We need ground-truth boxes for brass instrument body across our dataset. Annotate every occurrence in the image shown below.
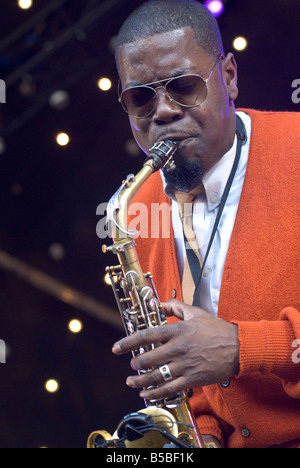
[88,141,204,448]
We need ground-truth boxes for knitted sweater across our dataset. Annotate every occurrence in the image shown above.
[127,109,300,448]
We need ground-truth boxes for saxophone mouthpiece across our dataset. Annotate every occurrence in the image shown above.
[145,140,179,172]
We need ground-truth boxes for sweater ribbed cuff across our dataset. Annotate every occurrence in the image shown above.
[196,414,224,447]
[231,319,296,377]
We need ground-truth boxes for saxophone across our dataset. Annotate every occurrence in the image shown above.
[87,140,204,449]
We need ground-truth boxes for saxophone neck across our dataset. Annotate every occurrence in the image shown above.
[107,140,179,244]
[106,165,153,245]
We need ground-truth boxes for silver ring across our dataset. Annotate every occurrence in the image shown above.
[159,364,173,382]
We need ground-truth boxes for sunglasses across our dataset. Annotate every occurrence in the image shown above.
[118,55,224,119]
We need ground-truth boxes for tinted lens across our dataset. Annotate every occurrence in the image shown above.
[121,86,156,118]
[120,75,207,118]
[166,75,207,107]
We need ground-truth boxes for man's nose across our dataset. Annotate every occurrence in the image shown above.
[152,87,183,124]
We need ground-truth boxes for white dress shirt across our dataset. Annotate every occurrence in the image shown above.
[161,111,252,316]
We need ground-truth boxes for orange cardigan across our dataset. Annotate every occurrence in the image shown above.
[127,109,300,448]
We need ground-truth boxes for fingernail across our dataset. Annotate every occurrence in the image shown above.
[126,377,135,387]
[130,359,137,371]
[112,343,121,354]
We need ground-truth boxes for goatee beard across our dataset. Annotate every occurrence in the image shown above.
[162,147,205,193]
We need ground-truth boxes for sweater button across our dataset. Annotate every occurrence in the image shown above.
[220,379,230,388]
[241,427,251,438]
[172,289,177,299]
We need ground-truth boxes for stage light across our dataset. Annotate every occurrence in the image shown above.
[124,139,142,158]
[56,132,70,146]
[18,0,33,9]
[0,137,6,155]
[48,243,65,261]
[233,37,248,51]
[61,289,74,304]
[204,0,224,17]
[98,78,112,91]
[45,379,59,393]
[11,183,23,195]
[109,36,117,54]
[68,319,83,334]
[19,75,36,97]
[49,90,70,111]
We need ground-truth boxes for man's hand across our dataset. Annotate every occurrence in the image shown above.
[112,300,240,400]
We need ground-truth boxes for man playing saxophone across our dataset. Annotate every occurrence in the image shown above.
[110,0,300,448]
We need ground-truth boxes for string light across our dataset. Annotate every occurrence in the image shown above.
[19,75,36,97]
[48,243,65,261]
[68,319,83,334]
[124,139,142,158]
[0,137,6,155]
[49,90,70,111]
[233,36,248,51]
[18,0,33,9]
[11,183,23,195]
[61,289,74,304]
[45,379,59,393]
[204,0,224,17]
[56,132,70,146]
[97,78,112,91]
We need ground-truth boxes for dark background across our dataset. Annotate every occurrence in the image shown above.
[0,0,299,448]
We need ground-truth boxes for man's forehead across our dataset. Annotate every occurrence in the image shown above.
[117,27,208,86]
[119,27,190,55]
[118,27,196,59]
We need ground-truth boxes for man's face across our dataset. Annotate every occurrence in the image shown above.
[118,27,238,186]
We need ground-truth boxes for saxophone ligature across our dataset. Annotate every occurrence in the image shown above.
[88,140,204,449]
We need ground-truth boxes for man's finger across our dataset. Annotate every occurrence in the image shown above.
[161,299,186,319]
[112,323,175,355]
[139,375,187,401]
[161,299,203,321]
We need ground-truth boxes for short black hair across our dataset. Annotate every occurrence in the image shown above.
[115,0,224,70]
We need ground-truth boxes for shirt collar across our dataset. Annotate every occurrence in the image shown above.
[202,135,237,212]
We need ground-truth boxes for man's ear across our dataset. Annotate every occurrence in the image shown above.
[222,52,239,102]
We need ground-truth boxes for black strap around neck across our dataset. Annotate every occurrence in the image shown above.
[185,114,247,307]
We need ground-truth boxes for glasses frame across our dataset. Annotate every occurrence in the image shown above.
[118,54,224,119]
